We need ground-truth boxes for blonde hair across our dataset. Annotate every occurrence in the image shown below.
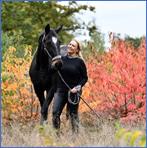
[72,39,84,60]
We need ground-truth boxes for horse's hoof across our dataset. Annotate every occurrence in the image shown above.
[40,116,44,125]
[44,120,48,124]
[40,120,43,126]
[40,116,48,125]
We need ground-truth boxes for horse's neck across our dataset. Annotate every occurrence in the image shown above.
[36,45,51,68]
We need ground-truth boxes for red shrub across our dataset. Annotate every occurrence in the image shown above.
[81,38,146,124]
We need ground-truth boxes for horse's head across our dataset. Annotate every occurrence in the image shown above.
[41,24,63,69]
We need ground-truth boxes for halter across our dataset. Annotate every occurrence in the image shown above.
[42,34,61,62]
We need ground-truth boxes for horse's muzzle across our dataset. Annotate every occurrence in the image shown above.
[51,55,63,70]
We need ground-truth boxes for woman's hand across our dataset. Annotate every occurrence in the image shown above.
[70,87,78,93]
[70,85,81,93]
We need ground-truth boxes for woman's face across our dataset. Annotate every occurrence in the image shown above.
[67,40,79,55]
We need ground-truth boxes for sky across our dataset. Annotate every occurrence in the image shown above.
[58,1,146,47]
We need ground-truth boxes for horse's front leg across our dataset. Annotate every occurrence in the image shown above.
[33,85,45,107]
[41,87,55,124]
[33,85,46,125]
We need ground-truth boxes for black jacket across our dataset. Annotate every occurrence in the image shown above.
[57,55,88,91]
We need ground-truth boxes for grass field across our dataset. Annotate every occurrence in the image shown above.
[2,112,145,147]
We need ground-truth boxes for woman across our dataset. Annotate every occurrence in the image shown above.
[52,39,88,133]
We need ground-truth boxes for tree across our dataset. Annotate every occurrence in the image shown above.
[82,20,105,59]
[125,35,143,49]
[2,1,95,53]
[89,29,105,54]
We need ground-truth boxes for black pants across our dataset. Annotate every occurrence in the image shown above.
[52,90,80,133]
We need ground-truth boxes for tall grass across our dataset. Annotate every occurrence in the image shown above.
[2,113,145,147]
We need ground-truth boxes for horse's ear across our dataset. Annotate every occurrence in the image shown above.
[55,25,63,33]
[45,24,50,34]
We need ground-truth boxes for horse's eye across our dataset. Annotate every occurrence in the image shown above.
[44,38,51,43]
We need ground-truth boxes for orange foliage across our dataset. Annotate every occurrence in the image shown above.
[2,46,39,125]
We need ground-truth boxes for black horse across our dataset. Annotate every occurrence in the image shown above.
[29,24,63,124]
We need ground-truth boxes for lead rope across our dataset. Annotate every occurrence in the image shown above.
[57,71,100,118]
[57,71,79,105]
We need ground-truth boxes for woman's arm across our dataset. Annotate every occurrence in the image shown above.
[70,59,88,93]
[78,59,88,87]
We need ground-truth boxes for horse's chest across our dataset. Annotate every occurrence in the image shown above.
[39,70,51,82]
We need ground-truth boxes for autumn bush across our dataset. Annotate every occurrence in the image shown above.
[2,46,39,125]
[81,38,146,125]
